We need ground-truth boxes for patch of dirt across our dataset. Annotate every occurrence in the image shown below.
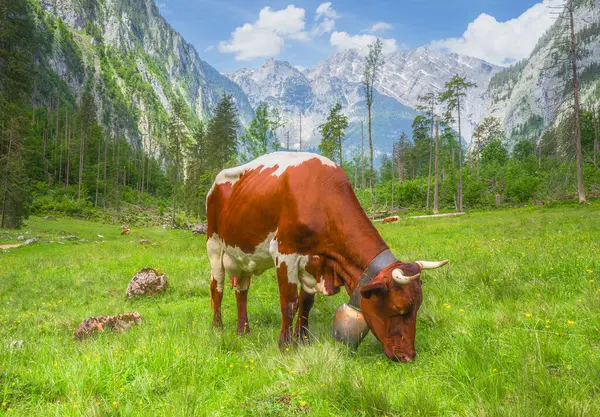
[0,243,22,250]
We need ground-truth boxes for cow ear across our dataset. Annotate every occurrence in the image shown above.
[360,282,388,299]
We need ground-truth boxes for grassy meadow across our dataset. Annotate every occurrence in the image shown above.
[1,203,600,416]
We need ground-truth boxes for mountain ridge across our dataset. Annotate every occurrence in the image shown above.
[228,47,501,156]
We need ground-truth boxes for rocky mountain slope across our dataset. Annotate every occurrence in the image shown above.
[229,47,500,155]
[483,0,600,141]
[31,0,254,153]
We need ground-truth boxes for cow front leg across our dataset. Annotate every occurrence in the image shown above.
[210,277,223,329]
[207,235,225,329]
[234,273,252,335]
[276,264,298,349]
[294,288,315,343]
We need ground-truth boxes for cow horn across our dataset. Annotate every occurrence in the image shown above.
[416,260,449,270]
[392,268,421,285]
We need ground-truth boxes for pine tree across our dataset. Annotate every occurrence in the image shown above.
[440,74,476,212]
[205,94,240,171]
[362,39,384,196]
[318,103,348,165]
[241,103,276,161]
[0,0,35,228]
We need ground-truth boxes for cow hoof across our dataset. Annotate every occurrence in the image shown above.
[212,320,223,329]
[294,331,310,344]
[237,324,250,336]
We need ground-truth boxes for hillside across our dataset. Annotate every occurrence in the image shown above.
[30,0,254,153]
[483,0,600,142]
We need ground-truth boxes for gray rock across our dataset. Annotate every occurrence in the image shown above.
[17,236,25,241]
[192,223,207,235]
[5,340,24,349]
[23,238,37,245]
[126,268,169,298]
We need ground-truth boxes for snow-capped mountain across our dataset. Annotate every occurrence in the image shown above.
[228,47,501,156]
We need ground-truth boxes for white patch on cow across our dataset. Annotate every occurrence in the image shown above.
[207,233,225,292]
[222,231,277,278]
[209,228,332,296]
[207,152,337,202]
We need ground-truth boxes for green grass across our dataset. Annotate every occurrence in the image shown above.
[1,204,600,416]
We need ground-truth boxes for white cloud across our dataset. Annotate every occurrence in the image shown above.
[315,2,338,20]
[204,45,215,52]
[311,2,338,36]
[430,0,562,66]
[367,22,392,33]
[219,5,308,60]
[330,32,398,55]
[312,17,336,36]
[294,65,306,72]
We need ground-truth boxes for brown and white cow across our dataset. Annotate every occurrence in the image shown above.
[206,152,447,362]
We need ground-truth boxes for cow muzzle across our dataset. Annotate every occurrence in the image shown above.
[331,304,370,349]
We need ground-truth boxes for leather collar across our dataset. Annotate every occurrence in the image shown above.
[348,249,398,310]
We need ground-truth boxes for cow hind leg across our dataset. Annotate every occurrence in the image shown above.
[276,263,298,350]
[234,273,252,335]
[210,279,223,328]
[207,235,225,329]
[294,288,315,344]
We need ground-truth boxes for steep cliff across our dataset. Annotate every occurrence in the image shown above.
[483,0,600,142]
[30,0,254,153]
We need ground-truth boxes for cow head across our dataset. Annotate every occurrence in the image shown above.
[359,260,448,362]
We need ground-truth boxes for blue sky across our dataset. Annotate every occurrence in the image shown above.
[156,0,560,73]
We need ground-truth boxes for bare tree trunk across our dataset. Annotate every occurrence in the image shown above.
[426,101,434,212]
[58,120,63,185]
[54,91,60,182]
[426,138,433,212]
[476,124,481,180]
[568,0,586,203]
[141,136,145,193]
[1,126,13,229]
[339,132,343,167]
[65,110,70,186]
[457,95,463,212]
[354,155,358,189]
[391,141,395,211]
[95,135,101,207]
[78,126,84,200]
[299,112,302,151]
[434,118,440,214]
[538,132,543,169]
[368,104,374,196]
[397,136,404,184]
[361,121,365,188]
[593,105,599,166]
[147,136,152,192]
[42,127,48,182]
[103,133,108,210]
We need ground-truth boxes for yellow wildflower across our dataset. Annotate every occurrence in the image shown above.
[299,401,307,407]
[525,313,532,318]
[568,320,575,325]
